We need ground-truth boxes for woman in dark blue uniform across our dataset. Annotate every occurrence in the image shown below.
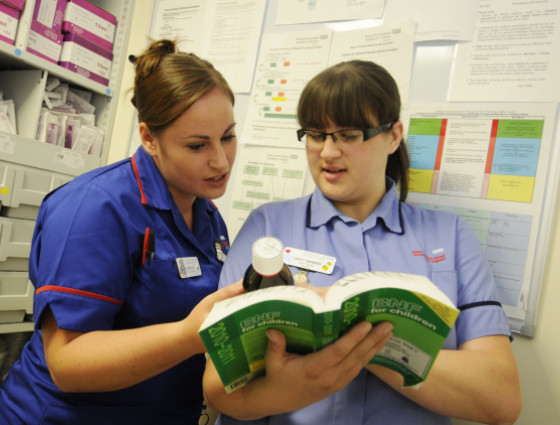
[0,39,243,424]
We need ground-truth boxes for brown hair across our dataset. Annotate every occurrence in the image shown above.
[297,60,409,201]
[130,39,234,135]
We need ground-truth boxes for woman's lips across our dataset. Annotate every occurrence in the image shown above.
[206,173,228,186]
[322,166,346,181]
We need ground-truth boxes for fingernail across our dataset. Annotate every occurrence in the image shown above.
[266,330,277,346]
[358,322,373,335]
[379,322,394,334]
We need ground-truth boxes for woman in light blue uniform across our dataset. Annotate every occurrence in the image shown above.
[204,60,522,424]
[0,39,243,424]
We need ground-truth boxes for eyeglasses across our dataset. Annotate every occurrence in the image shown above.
[296,122,394,147]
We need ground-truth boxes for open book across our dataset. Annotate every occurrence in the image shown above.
[200,271,459,393]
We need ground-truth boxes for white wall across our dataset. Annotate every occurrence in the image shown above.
[110,1,560,423]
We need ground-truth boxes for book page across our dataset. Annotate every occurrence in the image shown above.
[200,285,326,329]
[326,271,456,307]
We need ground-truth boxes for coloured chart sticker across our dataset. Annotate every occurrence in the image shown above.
[407,117,543,203]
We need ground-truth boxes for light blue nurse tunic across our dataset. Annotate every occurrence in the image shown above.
[0,146,230,424]
[216,179,512,425]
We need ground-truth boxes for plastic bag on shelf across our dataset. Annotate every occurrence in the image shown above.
[0,100,17,135]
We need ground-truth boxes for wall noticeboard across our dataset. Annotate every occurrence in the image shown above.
[145,0,560,337]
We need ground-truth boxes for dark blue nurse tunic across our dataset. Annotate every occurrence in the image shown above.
[0,146,229,424]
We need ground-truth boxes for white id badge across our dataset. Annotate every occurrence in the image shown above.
[283,247,336,275]
[176,257,202,278]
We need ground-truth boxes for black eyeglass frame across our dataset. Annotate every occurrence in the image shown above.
[296,122,394,144]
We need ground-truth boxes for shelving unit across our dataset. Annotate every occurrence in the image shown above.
[0,0,134,173]
[0,0,135,334]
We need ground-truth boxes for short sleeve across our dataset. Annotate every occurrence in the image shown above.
[31,182,139,332]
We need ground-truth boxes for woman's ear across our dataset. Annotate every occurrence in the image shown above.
[387,121,404,154]
[139,122,158,157]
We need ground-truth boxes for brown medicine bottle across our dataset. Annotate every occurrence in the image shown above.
[242,236,294,291]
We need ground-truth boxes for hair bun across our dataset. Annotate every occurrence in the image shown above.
[151,39,177,56]
[131,39,179,89]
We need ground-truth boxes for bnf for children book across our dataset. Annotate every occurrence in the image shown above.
[199,271,459,393]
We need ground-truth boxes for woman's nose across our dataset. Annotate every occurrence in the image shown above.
[320,135,343,158]
[209,144,231,170]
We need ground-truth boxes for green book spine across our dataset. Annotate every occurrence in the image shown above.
[200,315,250,393]
[203,300,319,393]
[313,309,340,348]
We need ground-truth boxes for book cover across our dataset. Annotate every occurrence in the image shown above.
[199,271,459,393]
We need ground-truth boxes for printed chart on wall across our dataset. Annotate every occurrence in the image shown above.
[404,102,558,336]
[448,0,560,102]
[150,0,266,93]
[241,20,415,149]
[241,30,333,148]
[226,145,314,239]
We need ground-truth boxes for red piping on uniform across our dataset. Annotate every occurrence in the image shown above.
[131,154,148,205]
[36,285,124,305]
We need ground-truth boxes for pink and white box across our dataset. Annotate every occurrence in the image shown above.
[0,2,19,45]
[0,0,25,11]
[32,0,66,32]
[26,19,63,63]
[25,0,66,62]
[62,0,116,52]
[59,32,113,86]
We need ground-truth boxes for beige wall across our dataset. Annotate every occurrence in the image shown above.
[110,2,560,423]
[107,0,154,164]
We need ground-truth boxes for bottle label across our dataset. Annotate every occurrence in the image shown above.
[284,247,336,275]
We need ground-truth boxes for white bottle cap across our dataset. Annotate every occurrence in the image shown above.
[252,236,284,276]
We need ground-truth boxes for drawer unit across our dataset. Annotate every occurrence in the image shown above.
[0,271,33,324]
[0,216,35,271]
[0,161,71,219]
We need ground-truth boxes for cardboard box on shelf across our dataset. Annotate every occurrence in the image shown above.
[0,2,19,45]
[62,0,116,52]
[59,32,113,86]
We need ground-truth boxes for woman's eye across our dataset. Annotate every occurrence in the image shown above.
[338,131,361,143]
[222,134,236,143]
[308,132,324,142]
[188,143,207,152]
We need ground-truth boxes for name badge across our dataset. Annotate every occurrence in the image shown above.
[176,257,202,278]
[284,247,336,275]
